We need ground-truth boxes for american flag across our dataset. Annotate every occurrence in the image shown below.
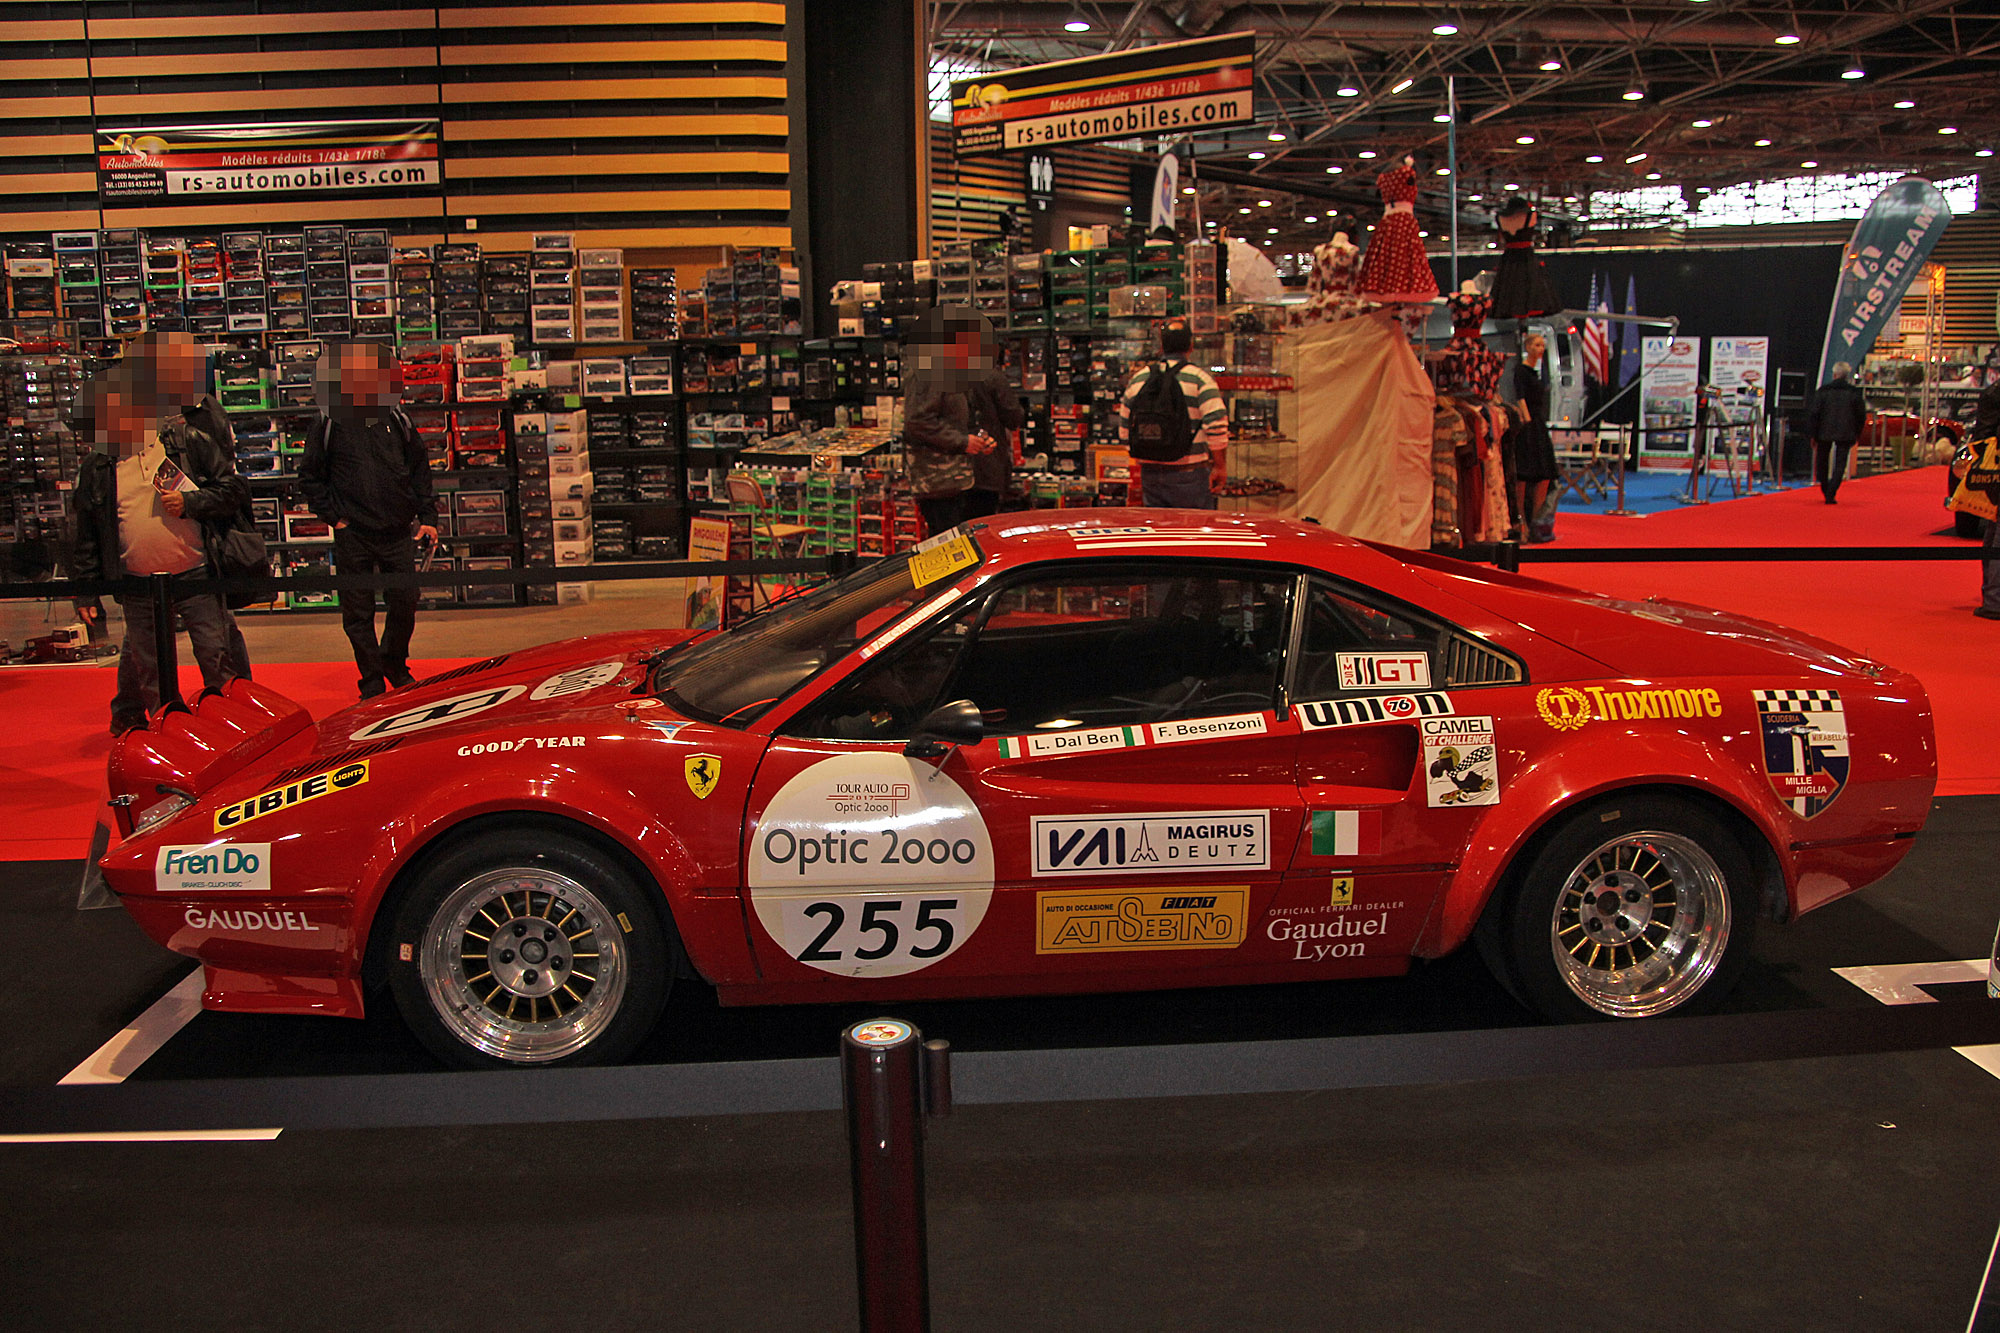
[1579,271,1611,385]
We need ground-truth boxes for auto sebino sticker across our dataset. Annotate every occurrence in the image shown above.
[1036,887,1249,953]
[747,753,995,978]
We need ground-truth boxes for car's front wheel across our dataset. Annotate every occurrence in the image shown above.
[1487,796,1756,1021]
[388,830,671,1067]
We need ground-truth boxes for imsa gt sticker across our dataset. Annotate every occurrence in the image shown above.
[1336,651,1431,690]
[1754,689,1849,817]
[1036,887,1249,953]
[1421,716,1498,807]
[1031,811,1269,876]
[214,762,368,832]
[1298,692,1453,730]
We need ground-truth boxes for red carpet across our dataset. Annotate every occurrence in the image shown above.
[1545,465,1994,796]
[0,658,472,863]
[2,468,1988,864]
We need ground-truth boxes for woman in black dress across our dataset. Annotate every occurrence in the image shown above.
[1512,334,1559,542]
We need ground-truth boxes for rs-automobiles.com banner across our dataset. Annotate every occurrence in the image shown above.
[951,33,1255,159]
[1816,175,1951,383]
[96,120,440,203]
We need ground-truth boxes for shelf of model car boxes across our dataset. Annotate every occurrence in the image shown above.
[0,348,86,579]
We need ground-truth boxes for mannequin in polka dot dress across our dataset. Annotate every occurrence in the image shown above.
[1357,156,1439,304]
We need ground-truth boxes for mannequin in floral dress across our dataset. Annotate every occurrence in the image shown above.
[1356,156,1439,304]
[1439,282,1502,396]
[1296,217,1377,327]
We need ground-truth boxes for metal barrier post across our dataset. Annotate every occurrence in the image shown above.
[843,1018,933,1332]
[149,572,186,714]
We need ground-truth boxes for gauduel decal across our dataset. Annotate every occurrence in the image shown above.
[1421,716,1498,807]
[1309,810,1382,857]
[1754,689,1849,817]
[1298,692,1453,731]
[1031,811,1270,876]
[1535,684,1722,730]
[1265,911,1389,961]
[748,753,996,978]
[349,685,527,741]
[181,906,320,934]
[157,842,272,893]
[214,762,369,833]
[530,661,623,701]
[1035,888,1249,954]
[1336,651,1432,691]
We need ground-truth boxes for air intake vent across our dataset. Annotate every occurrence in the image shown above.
[1441,634,1523,687]
[418,654,511,686]
[265,738,401,787]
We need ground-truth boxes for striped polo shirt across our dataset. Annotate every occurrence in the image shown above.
[1116,360,1230,467]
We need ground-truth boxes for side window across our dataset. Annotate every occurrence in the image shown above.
[783,601,981,741]
[953,564,1292,735]
[1293,577,1519,700]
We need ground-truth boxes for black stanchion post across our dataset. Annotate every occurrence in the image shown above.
[842,1018,930,1332]
[149,572,186,714]
[1496,540,1521,574]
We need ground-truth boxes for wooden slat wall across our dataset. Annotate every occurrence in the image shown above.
[0,0,792,252]
[926,121,1137,250]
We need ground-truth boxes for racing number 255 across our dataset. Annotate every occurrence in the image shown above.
[800,898,957,962]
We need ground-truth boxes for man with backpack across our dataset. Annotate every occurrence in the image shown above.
[299,341,438,698]
[1116,318,1229,508]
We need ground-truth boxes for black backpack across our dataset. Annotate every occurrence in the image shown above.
[1127,361,1194,462]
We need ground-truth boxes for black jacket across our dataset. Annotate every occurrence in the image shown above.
[1807,378,1869,443]
[71,417,251,610]
[299,408,438,533]
[902,370,1025,497]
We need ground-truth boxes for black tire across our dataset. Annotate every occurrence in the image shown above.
[1485,795,1757,1022]
[388,829,672,1068]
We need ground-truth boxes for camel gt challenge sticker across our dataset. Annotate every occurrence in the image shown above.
[747,752,995,979]
[1754,689,1849,817]
[1420,716,1498,807]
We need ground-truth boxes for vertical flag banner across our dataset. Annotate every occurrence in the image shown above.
[1579,271,1610,385]
[1816,175,1952,383]
[1617,274,1642,388]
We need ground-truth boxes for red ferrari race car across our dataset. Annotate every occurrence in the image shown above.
[96,512,1937,1067]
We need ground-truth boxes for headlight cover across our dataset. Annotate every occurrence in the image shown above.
[132,790,195,836]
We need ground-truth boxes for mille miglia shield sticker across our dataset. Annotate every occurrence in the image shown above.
[1753,689,1849,818]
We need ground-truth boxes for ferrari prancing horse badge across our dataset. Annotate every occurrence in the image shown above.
[685,754,721,799]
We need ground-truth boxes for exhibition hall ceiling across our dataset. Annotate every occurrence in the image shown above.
[930,1,2000,214]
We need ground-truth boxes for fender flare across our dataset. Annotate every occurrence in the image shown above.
[1419,731,1792,958]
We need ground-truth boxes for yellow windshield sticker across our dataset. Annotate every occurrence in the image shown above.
[909,531,980,588]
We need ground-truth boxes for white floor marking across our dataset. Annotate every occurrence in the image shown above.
[1832,960,2000,1080]
[5,969,286,1144]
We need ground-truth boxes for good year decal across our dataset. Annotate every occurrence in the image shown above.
[747,753,995,978]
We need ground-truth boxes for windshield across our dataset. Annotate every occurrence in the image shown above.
[656,550,951,726]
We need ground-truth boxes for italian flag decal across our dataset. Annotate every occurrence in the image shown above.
[995,726,1145,760]
[1310,809,1382,857]
[996,736,1027,759]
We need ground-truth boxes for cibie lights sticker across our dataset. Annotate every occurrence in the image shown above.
[350,685,527,741]
[530,661,623,701]
[748,753,995,978]
[214,762,368,833]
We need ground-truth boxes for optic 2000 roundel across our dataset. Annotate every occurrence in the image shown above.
[747,753,996,979]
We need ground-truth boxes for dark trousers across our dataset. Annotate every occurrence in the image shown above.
[1813,439,1852,501]
[112,571,238,730]
[1140,462,1218,510]
[917,493,975,538]
[333,525,417,688]
[1984,516,2000,612]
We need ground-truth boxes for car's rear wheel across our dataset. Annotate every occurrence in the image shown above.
[1490,796,1756,1021]
[388,830,670,1067]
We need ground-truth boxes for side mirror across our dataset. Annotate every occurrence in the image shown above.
[904,698,984,760]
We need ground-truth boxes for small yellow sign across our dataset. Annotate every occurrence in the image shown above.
[684,753,721,799]
[1036,887,1248,954]
[909,531,979,588]
[1329,876,1354,907]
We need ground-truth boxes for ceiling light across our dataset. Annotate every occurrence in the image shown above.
[1539,56,1563,71]
[1304,215,1319,223]
[1064,14,1091,32]
[1622,85,1646,101]
[1841,61,1865,79]
[1563,195,1578,203]
[1585,154,1604,163]
[1359,150,1378,159]
[1894,99,1916,109]
[1755,137,1773,147]
[1774,32,1801,45]
[1337,84,1361,97]
[1181,185,1195,194]
[1257,198,1272,207]
[1941,125,1960,134]
[1436,166,1452,176]
[1418,229,1429,237]
[1469,193,1484,201]
[1691,118,1713,128]
[1247,150,1267,159]
[1504,181,1519,190]
[1267,127,1288,142]
[1979,149,1996,158]
[1262,239,1272,245]
[1432,22,1459,36]
[1801,159,1818,167]
[1625,152,1648,163]
[1516,134,1536,145]
[1390,78,1414,95]
[1238,206,1252,214]
[1326,165,1343,174]
[1645,171,1662,180]
[1267,227,1279,234]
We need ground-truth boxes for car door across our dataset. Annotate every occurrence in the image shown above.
[1258,575,1523,974]
[750,558,1304,991]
